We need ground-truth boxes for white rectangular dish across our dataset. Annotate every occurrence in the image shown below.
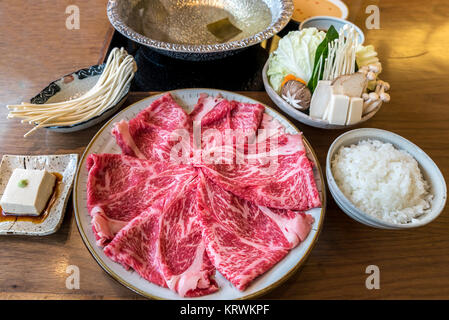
[0,154,78,235]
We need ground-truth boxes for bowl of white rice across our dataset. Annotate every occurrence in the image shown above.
[326,128,446,229]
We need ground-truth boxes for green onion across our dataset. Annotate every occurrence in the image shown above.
[18,179,28,188]
[308,25,339,93]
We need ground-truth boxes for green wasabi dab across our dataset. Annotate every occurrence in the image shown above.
[18,179,28,188]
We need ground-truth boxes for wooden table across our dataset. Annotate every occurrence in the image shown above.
[0,0,448,299]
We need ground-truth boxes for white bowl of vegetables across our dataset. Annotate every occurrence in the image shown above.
[263,25,390,129]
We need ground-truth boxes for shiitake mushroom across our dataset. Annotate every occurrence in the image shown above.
[280,80,311,110]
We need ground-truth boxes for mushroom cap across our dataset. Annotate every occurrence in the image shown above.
[367,71,376,81]
[380,92,390,102]
[376,80,391,90]
[281,80,311,110]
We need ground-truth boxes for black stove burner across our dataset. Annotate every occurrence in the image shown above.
[131,45,268,92]
[108,21,299,92]
[108,30,270,92]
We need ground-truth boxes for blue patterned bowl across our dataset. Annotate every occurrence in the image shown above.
[31,64,130,133]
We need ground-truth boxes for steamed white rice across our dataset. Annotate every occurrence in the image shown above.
[332,139,432,224]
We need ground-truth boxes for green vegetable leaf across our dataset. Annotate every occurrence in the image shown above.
[267,29,326,92]
[308,25,339,93]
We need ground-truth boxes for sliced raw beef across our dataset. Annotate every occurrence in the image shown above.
[103,204,167,287]
[200,133,321,211]
[190,94,266,164]
[229,100,265,136]
[190,94,234,127]
[86,153,196,246]
[158,176,218,297]
[190,94,233,162]
[197,172,314,290]
[104,175,218,297]
[190,95,264,135]
[258,113,285,141]
[112,93,191,161]
[226,100,265,148]
[190,94,264,129]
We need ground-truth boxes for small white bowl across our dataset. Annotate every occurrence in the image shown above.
[326,128,447,229]
[299,16,365,45]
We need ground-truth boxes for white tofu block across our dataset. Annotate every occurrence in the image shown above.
[310,80,332,119]
[0,169,56,215]
[327,94,350,125]
[346,97,364,125]
[323,105,330,121]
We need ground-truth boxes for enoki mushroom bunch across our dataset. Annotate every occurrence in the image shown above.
[7,48,137,137]
[322,25,358,81]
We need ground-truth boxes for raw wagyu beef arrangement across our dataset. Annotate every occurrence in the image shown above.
[86,92,321,297]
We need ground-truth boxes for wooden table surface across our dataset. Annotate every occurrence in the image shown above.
[0,0,448,299]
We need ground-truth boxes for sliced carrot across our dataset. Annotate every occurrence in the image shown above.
[281,74,297,87]
[281,74,307,88]
[296,77,307,85]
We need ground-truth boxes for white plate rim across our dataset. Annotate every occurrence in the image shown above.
[73,88,326,300]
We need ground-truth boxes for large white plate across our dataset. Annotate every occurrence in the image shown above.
[73,88,326,300]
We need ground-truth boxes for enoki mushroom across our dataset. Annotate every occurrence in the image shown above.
[7,47,137,137]
[322,25,358,81]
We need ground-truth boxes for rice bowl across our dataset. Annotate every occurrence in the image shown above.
[326,128,447,229]
[331,139,432,224]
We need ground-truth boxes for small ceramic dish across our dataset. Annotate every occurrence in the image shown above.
[30,64,130,133]
[299,16,364,44]
[290,0,348,24]
[0,154,78,235]
[326,128,447,229]
[262,61,382,129]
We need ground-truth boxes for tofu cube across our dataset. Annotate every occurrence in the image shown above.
[327,94,350,125]
[346,97,364,125]
[310,80,332,119]
[0,169,56,215]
